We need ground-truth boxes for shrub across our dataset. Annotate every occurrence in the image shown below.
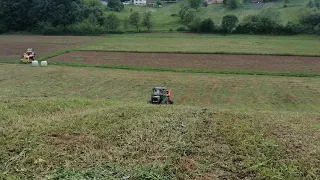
[283,22,305,34]
[314,24,320,34]
[176,26,188,31]
[222,14,239,33]
[107,0,124,12]
[40,25,65,35]
[235,14,278,34]
[226,0,239,9]
[66,20,106,35]
[188,17,202,32]
[189,0,205,10]
[179,6,189,22]
[182,10,196,26]
[306,0,314,8]
[105,13,120,32]
[199,18,214,33]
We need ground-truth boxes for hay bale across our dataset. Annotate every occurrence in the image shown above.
[31,60,39,67]
[41,61,48,67]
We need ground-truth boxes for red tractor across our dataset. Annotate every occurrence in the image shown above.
[21,48,36,63]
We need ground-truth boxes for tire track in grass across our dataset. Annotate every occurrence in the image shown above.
[281,79,320,112]
[182,78,201,105]
[196,79,207,105]
[71,79,109,99]
[210,79,230,107]
[238,77,270,111]
[224,79,246,108]
[261,78,312,111]
[201,79,219,106]
[274,80,306,111]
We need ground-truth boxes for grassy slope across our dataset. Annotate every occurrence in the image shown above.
[105,0,307,31]
[79,33,320,56]
[1,64,320,179]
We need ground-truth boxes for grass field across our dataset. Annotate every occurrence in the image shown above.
[0,32,320,179]
[0,64,319,179]
[79,33,320,56]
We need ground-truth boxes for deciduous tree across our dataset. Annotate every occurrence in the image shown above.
[129,12,141,31]
[142,11,153,31]
[222,14,239,33]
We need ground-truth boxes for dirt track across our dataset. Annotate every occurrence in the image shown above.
[49,51,320,73]
[0,36,104,61]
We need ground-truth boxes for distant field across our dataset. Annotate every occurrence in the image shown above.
[0,35,104,62]
[106,0,307,31]
[80,34,320,56]
[0,64,319,179]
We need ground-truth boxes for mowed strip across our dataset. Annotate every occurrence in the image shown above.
[50,51,320,74]
[0,35,105,62]
[1,64,319,112]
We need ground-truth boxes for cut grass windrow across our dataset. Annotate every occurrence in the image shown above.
[47,62,320,78]
[75,49,320,57]
[36,49,320,65]
[2,61,318,78]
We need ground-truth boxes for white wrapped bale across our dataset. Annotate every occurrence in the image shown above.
[41,61,48,67]
[31,60,39,67]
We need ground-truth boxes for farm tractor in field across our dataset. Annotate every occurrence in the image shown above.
[149,87,174,104]
[21,48,36,63]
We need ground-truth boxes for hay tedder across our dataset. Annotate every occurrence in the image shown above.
[149,87,174,104]
[21,48,36,63]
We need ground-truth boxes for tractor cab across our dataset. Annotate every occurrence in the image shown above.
[149,87,173,104]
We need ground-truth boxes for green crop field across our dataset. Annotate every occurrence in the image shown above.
[1,64,319,179]
[79,33,320,56]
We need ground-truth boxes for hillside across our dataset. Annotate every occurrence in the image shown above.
[105,0,309,31]
[1,64,319,179]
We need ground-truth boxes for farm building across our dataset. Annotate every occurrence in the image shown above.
[207,0,223,4]
[132,0,160,6]
[146,0,158,6]
[133,0,147,5]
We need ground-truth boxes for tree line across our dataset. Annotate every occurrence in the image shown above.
[0,0,319,35]
[0,0,128,35]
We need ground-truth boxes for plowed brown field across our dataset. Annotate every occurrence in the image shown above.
[50,51,320,73]
[0,35,104,62]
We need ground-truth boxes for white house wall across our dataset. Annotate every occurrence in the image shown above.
[133,0,147,5]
